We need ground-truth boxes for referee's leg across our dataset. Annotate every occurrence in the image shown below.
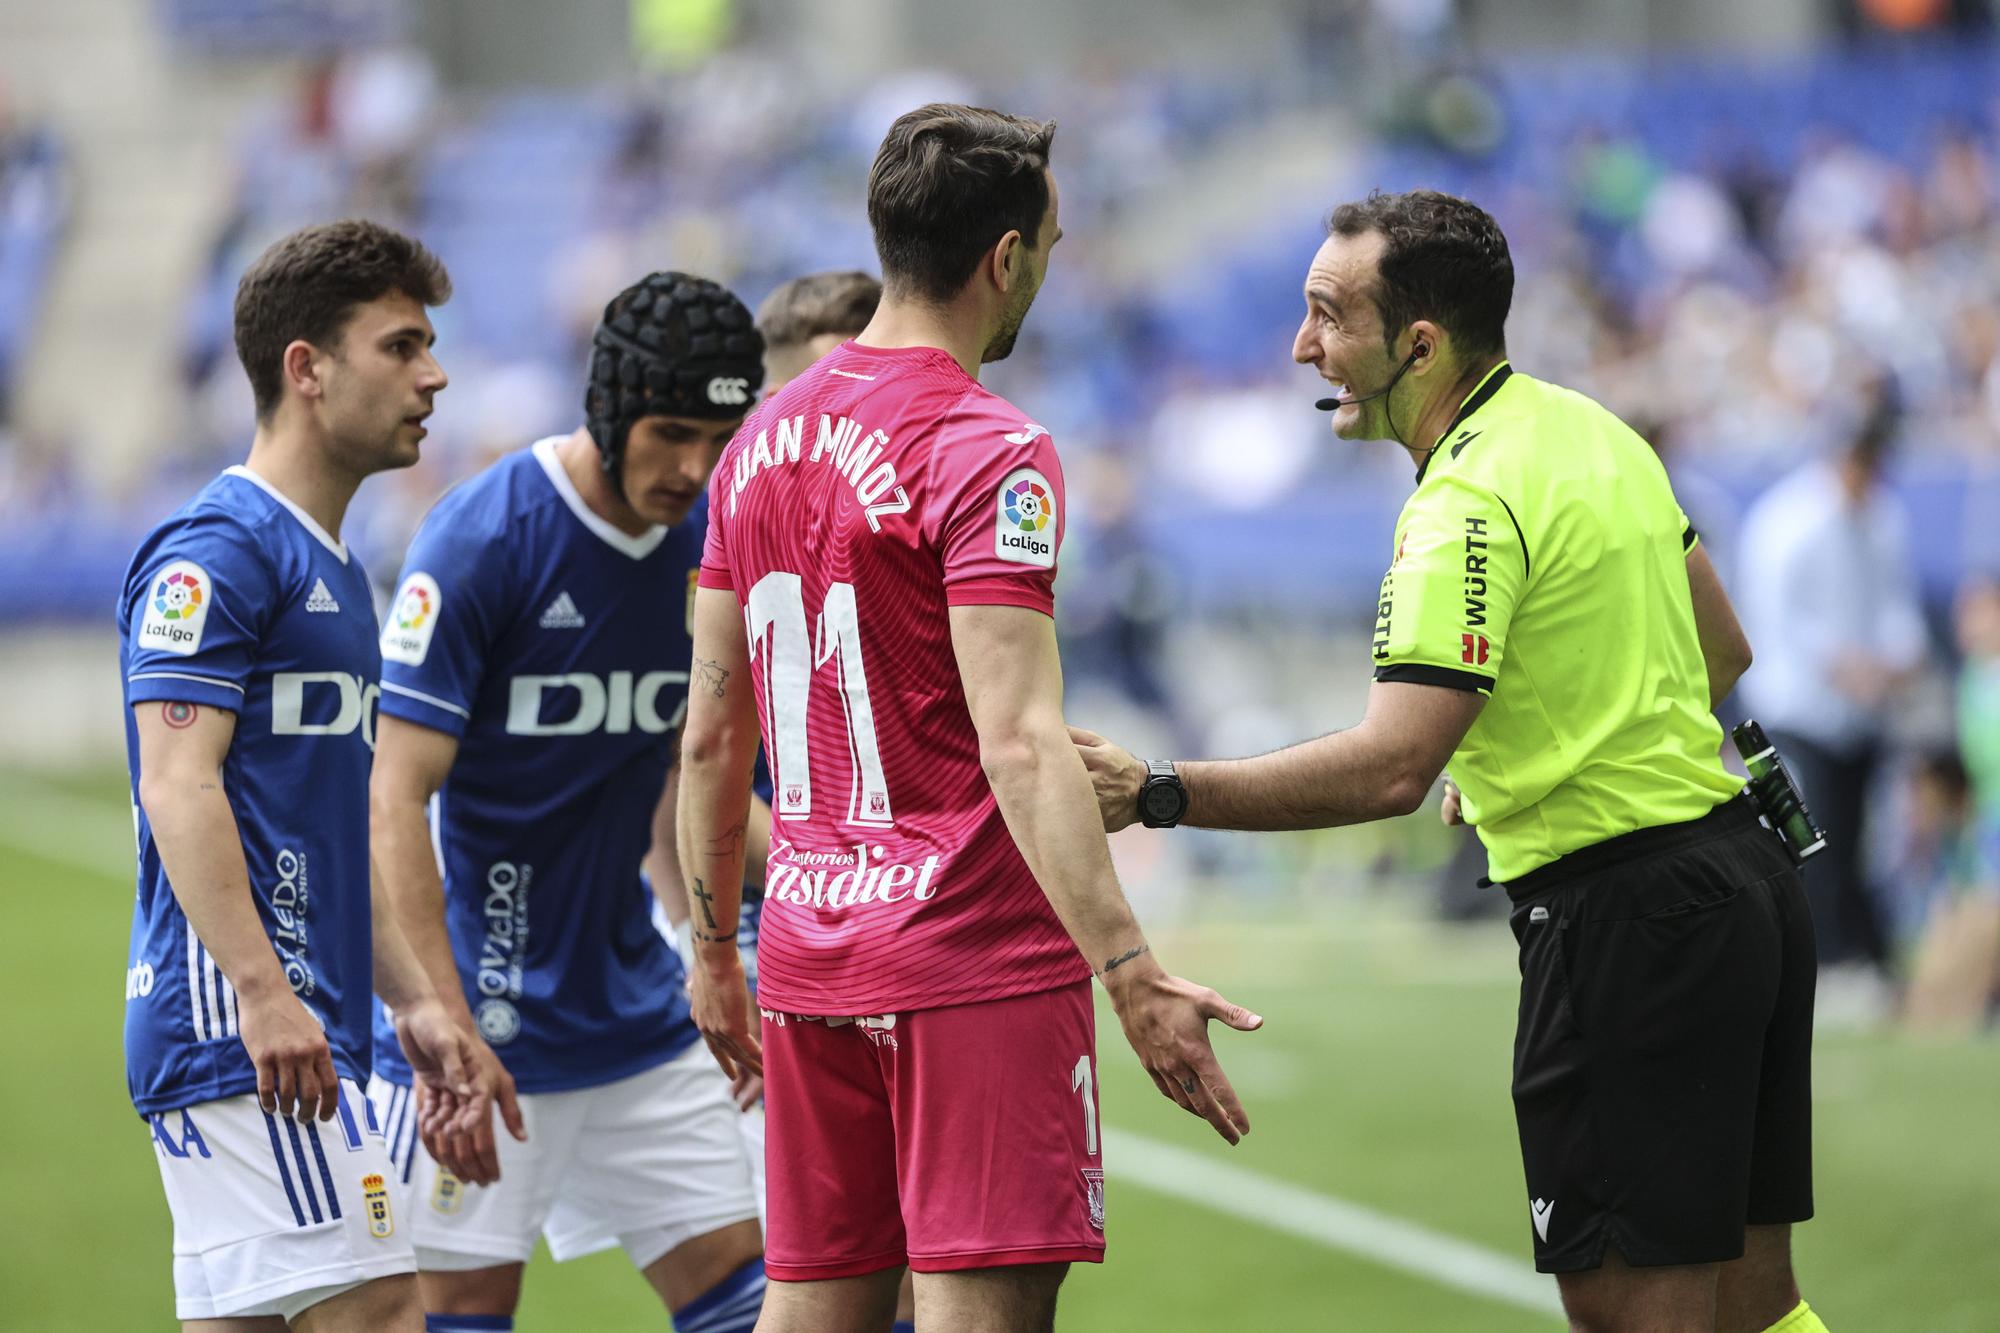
[1715,1225,1799,1330]
[1716,855,1823,1332]
[1555,1233,1820,1333]
[1553,1247,1718,1331]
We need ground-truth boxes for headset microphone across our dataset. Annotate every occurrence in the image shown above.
[1316,345,1424,411]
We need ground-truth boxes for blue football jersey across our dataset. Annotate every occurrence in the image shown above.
[121,467,382,1115]
[371,437,701,1094]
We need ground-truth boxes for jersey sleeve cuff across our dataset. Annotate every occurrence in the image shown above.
[126,670,247,711]
[378,679,473,737]
[944,580,1055,616]
[1682,524,1700,552]
[1374,662,1495,695]
[697,566,735,592]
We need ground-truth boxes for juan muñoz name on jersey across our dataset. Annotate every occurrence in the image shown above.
[697,341,1090,1017]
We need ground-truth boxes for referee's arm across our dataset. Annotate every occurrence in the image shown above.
[1169,681,1482,831]
[1685,540,1753,709]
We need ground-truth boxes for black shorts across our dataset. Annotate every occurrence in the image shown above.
[1505,796,1816,1273]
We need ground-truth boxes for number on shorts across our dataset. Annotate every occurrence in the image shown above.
[1071,1053,1099,1157]
[746,572,893,827]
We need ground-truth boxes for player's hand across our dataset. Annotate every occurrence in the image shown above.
[1069,725,1144,833]
[417,1044,526,1188]
[1440,777,1464,826]
[396,1003,526,1186]
[414,1052,523,1190]
[691,949,763,1081]
[238,987,340,1122]
[1102,954,1262,1145]
[728,1068,765,1112]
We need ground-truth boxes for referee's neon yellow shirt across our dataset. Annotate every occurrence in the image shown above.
[1372,362,1742,882]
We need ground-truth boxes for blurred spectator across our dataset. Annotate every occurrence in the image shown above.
[1734,397,1927,1003]
[325,46,437,223]
[1898,750,2000,1032]
[1957,575,2000,822]
[0,81,69,424]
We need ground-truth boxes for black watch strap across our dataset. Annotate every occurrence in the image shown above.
[1138,758,1188,829]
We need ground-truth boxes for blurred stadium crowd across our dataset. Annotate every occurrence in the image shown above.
[2,27,1997,1024]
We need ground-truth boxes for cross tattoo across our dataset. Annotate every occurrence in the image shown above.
[690,878,719,930]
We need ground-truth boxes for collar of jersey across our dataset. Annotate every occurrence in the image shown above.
[838,340,970,379]
[223,465,348,563]
[531,436,669,560]
[1415,360,1513,486]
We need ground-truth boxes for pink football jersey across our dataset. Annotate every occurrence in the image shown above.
[700,341,1092,1014]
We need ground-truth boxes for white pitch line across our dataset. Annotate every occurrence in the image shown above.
[1106,1126,1565,1318]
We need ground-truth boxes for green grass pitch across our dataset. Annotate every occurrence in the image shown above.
[2,768,1996,1330]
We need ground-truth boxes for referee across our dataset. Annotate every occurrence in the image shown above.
[1073,190,1828,1333]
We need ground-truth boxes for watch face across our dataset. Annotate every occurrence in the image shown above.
[1142,783,1181,822]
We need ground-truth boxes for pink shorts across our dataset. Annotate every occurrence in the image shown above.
[760,980,1106,1282]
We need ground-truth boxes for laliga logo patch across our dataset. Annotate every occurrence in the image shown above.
[993,467,1057,568]
[707,376,750,407]
[380,572,442,666]
[361,1172,395,1238]
[137,559,211,657]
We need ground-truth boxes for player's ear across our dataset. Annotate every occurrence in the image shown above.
[991,229,1024,294]
[282,339,326,405]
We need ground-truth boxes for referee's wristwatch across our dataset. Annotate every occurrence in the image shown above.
[1137,759,1188,829]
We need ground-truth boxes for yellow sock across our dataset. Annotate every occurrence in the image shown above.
[1763,1299,1829,1332]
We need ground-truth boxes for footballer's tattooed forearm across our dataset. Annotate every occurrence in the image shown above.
[1100,944,1151,976]
[687,878,734,945]
[688,876,736,940]
[706,817,747,863]
[689,877,720,929]
[693,657,730,698]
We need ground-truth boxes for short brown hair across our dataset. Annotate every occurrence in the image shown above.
[233,219,451,420]
[756,270,882,349]
[1327,190,1512,359]
[867,104,1055,304]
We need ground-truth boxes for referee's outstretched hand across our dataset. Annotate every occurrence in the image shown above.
[1102,953,1262,1145]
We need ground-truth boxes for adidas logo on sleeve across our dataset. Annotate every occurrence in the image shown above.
[539,592,585,629]
[305,578,340,613]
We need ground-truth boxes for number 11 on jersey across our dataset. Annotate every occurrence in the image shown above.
[746,571,894,828]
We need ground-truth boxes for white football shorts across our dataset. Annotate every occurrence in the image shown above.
[734,1103,766,1226]
[147,1077,416,1321]
[651,898,767,1224]
[366,1041,760,1272]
